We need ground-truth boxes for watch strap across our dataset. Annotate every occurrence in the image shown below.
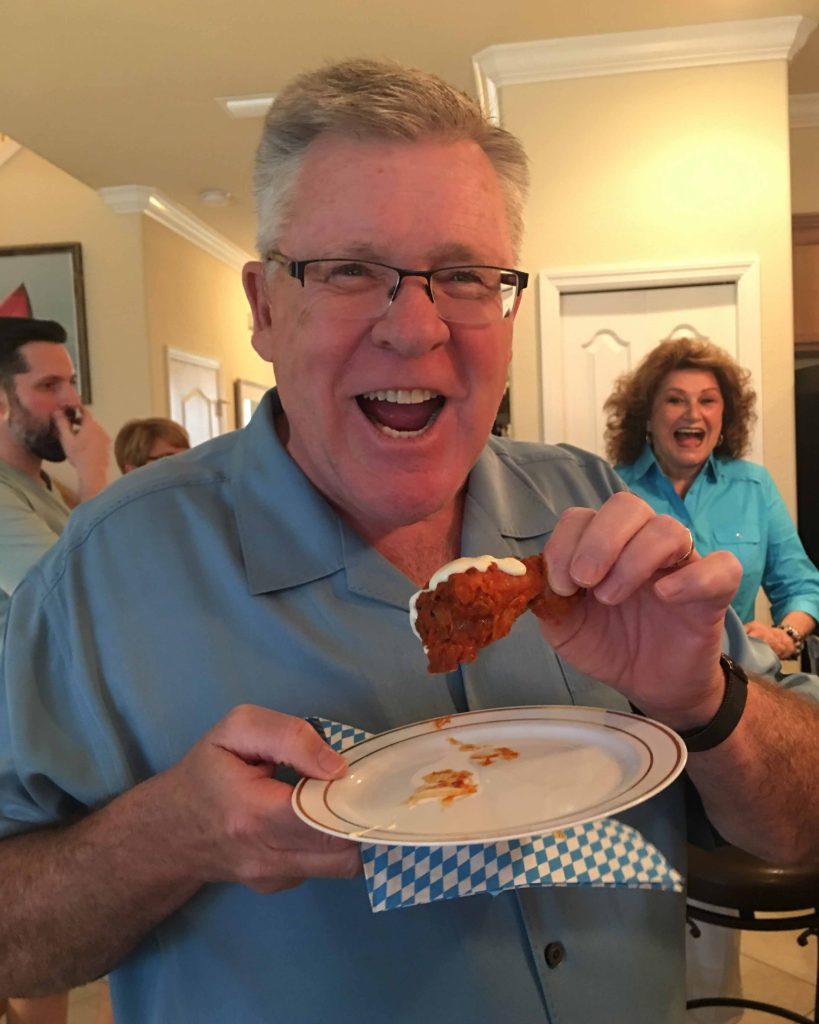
[677,654,749,753]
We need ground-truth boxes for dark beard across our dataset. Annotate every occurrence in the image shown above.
[7,389,67,463]
[25,430,67,463]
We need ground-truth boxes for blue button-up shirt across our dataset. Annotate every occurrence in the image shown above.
[617,446,819,625]
[2,393,788,1024]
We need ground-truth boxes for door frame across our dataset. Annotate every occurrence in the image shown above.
[165,346,225,439]
[537,257,763,457]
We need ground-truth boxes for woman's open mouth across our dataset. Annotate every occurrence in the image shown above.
[674,427,706,448]
[356,389,445,438]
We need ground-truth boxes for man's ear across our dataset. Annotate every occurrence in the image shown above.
[0,385,10,424]
[242,261,275,362]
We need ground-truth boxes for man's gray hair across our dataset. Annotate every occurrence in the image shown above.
[253,58,529,257]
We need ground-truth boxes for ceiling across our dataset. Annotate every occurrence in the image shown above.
[3,0,819,256]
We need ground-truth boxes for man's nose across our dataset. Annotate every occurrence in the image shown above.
[371,276,450,355]
[60,384,82,407]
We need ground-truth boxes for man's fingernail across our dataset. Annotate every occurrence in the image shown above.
[548,579,579,598]
[656,575,683,598]
[570,555,599,586]
[318,745,346,775]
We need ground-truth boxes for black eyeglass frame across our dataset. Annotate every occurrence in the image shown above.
[264,251,529,307]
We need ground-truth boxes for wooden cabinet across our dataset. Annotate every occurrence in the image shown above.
[793,214,819,352]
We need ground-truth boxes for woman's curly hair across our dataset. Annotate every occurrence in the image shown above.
[603,337,757,465]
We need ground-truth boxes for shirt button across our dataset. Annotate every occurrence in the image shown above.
[544,941,566,969]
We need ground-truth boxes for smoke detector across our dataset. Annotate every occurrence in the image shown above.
[199,188,233,206]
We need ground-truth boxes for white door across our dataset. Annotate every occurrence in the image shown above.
[541,279,762,464]
[166,348,227,447]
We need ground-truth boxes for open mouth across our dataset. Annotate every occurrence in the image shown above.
[674,427,706,448]
[356,389,445,438]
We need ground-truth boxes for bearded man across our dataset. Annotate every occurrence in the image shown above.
[0,316,109,630]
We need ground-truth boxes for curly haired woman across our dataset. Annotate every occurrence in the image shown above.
[604,336,819,661]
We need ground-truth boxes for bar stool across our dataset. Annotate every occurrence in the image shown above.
[686,843,819,1023]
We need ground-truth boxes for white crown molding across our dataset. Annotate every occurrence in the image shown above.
[790,92,819,129]
[215,94,275,119]
[473,16,816,121]
[98,185,253,270]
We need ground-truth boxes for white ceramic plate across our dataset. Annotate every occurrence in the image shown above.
[292,705,687,846]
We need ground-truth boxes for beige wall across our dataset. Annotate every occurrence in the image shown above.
[502,60,797,508]
[0,146,272,481]
[142,218,271,431]
[0,147,152,447]
[791,124,819,213]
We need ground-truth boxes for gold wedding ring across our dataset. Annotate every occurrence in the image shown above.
[669,528,695,569]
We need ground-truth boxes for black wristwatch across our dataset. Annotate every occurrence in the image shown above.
[676,655,749,753]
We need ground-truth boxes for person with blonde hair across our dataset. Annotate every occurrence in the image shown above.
[605,336,819,661]
[114,417,189,474]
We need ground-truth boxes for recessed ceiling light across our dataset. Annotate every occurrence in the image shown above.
[199,188,233,206]
[216,94,275,119]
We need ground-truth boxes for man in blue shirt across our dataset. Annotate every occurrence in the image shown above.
[1,59,817,1024]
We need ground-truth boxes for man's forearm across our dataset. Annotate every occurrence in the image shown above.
[0,773,201,997]
[686,677,819,863]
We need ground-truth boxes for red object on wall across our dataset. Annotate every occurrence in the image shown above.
[0,284,33,317]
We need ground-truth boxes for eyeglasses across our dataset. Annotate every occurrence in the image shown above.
[264,252,528,325]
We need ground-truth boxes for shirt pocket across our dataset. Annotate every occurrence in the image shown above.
[712,523,764,578]
[713,524,761,547]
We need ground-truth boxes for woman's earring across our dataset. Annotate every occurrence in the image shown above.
[717,433,724,446]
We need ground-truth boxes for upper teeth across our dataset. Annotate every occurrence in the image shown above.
[361,389,439,403]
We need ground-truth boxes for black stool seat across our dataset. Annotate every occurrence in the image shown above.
[688,843,819,913]
[686,844,819,1023]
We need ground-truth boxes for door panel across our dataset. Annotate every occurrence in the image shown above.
[166,348,226,447]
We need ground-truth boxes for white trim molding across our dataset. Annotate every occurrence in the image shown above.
[790,92,819,129]
[537,257,763,455]
[215,94,275,119]
[166,346,221,371]
[98,185,253,271]
[473,17,816,121]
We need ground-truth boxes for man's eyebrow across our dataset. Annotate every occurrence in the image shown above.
[34,373,77,386]
[326,242,382,260]
[427,244,488,266]
[325,242,495,266]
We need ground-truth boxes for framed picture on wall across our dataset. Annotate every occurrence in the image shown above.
[0,242,91,401]
[234,379,269,428]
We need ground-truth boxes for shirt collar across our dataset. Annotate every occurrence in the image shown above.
[630,444,659,481]
[631,444,720,484]
[229,390,559,600]
[702,453,720,481]
[230,389,345,596]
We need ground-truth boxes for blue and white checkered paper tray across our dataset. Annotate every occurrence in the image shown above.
[306,715,683,913]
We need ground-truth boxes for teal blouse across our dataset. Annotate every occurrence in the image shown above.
[616,446,819,624]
